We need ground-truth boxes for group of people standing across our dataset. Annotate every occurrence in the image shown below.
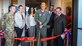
[0,2,67,46]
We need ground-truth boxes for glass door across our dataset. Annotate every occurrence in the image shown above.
[77,0,82,46]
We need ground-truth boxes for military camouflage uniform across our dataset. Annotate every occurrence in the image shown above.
[2,12,16,46]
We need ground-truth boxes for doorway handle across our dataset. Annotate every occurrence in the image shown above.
[77,28,82,30]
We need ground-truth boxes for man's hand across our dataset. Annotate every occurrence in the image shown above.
[39,25,43,29]
[61,34,65,39]
[38,20,42,25]
[39,21,42,25]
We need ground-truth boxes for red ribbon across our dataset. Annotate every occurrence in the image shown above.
[12,37,36,41]
[12,32,67,42]
[0,30,4,38]
[0,36,4,38]
[41,32,66,42]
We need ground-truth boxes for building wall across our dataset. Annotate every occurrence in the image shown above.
[18,0,25,9]
[51,0,62,9]
[0,0,2,11]
[2,0,10,15]
[0,0,2,19]
[51,0,72,15]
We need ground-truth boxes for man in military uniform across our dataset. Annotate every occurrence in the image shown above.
[35,2,50,46]
[2,5,16,46]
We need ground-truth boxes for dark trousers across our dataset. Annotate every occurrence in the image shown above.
[25,29,29,37]
[25,24,29,37]
[54,36,64,46]
[14,27,23,46]
[47,28,52,46]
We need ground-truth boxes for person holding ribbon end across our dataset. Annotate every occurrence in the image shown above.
[51,7,67,46]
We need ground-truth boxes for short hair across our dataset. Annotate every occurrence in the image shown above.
[50,5,54,7]
[56,7,62,10]
[8,5,15,12]
[41,2,46,5]
[18,5,23,8]
[49,5,54,10]
[28,7,35,15]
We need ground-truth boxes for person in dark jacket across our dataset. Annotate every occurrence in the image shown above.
[47,5,55,46]
[51,7,67,46]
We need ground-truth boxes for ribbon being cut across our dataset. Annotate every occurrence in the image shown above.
[0,29,4,46]
[0,30,4,38]
[11,28,71,46]
[0,28,71,46]
[12,28,71,42]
